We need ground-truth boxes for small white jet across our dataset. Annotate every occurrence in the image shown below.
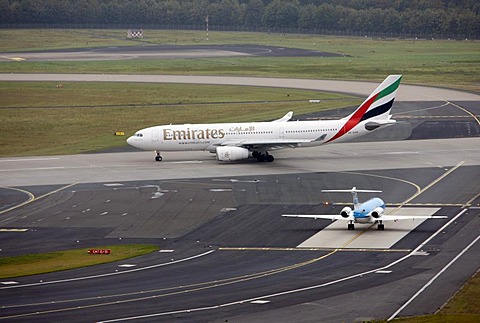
[282,187,447,230]
[127,75,401,162]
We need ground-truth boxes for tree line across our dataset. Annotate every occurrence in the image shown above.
[1,0,478,38]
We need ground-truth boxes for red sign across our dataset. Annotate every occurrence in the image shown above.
[88,249,111,255]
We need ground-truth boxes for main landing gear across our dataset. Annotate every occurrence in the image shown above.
[348,221,385,231]
[155,151,162,162]
[252,151,274,162]
[377,221,385,231]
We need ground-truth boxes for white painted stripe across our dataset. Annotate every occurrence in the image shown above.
[118,264,136,268]
[104,183,124,187]
[0,228,28,232]
[97,209,469,322]
[388,232,480,320]
[251,300,270,304]
[170,161,203,164]
[0,158,60,162]
[221,208,237,212]
[0,166,65,172]
[0,250,215,290]
[375,270,392,274]
[159,250,175,253]
[0,281,19,285]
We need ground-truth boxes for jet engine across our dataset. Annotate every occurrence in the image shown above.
[340,206,352,218]
[370,207,384,218]
[216,146,249,162]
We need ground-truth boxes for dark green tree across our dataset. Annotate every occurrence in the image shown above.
[244,0,264,27]
[262,0,300,28]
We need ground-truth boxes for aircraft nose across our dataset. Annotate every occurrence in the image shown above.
[126,135,139,148]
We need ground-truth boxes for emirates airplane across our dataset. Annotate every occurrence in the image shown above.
[127,75,401,162]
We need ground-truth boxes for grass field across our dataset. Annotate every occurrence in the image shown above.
[0,29,478,156]
[0,81,357,156]
[0,244,158,279]
[0,29,479,91]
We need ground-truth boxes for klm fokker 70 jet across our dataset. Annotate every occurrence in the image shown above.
[283,187,447,230]
[127,75,401,162]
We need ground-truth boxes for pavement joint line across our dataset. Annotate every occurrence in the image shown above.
[462,192,480,209]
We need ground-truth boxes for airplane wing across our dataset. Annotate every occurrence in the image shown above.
[282,214,353,221]
[220,134,327,150]
[272,111,293,122]
[377,215,447,221]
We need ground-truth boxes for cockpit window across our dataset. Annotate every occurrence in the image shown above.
[135,133,143,137]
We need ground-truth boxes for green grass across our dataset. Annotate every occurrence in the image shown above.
[0,244,159,278]
[0,29,478,156]
[0,81,357,156]
[0,30,479,91]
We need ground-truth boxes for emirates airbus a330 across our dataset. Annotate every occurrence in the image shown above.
[127,75,402,162]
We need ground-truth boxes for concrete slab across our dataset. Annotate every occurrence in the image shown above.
[297,207,440,249]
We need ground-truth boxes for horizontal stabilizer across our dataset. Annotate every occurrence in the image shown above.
[321,189,382,193]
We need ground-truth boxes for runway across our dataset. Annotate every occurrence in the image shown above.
[2,73,480,101]
[0,73,479,322]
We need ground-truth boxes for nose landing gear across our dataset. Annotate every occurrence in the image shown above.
[155,151,162,162]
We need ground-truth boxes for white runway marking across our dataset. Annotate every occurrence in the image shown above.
[297,208,440,249]
[0,281,19,285]
[251,300,270,304]
[0,250,215,290]
[0,158,59,162]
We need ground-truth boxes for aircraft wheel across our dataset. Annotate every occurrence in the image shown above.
[155,156,163,162]
[348,223,354,230]
[266,155,274,162]
[378,224,384,230]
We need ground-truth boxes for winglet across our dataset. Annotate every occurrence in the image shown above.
[273,111,293,122]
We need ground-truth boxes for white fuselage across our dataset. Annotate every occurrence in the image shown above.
[127,118,365,152]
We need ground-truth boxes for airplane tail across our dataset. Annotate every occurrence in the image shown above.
[322,187,382,210]
[327,75,402,143]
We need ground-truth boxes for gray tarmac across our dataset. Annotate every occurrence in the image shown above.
[0,44,343,61]
[0,73,479,322]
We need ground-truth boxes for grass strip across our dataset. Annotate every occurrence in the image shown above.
[0,82,357,156]
[0,30,478,91]
[0,244,159,279]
